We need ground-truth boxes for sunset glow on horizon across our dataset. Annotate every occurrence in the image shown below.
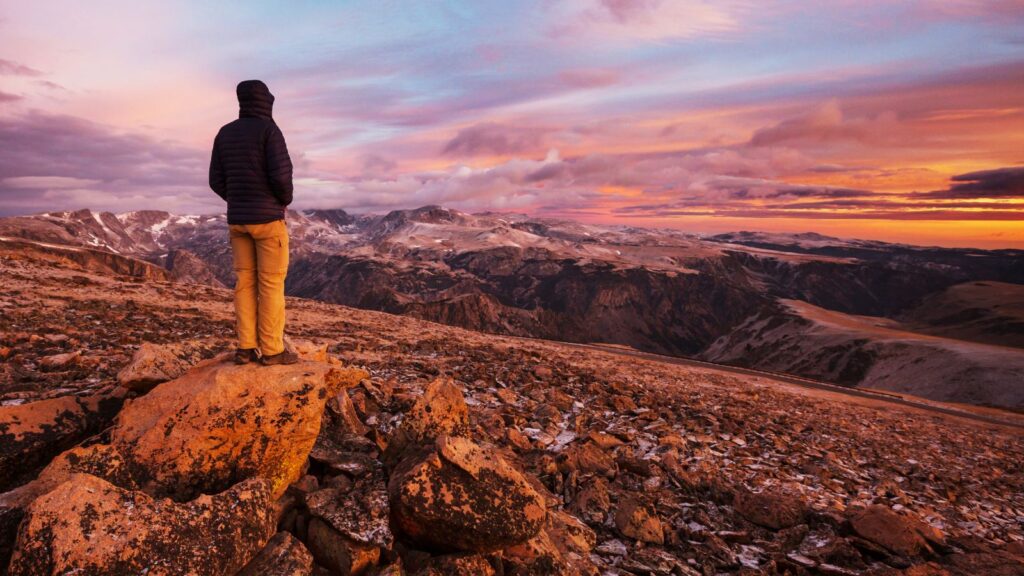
[1,0,1023,248]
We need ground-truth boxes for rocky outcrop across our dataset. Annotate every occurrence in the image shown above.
[58,354,365,500]
[7,474,275,576]
[165,248,225,287]
[0,389,125,492]
[0,351,367,571]
[271,372,595,574]
[0,237,171,281]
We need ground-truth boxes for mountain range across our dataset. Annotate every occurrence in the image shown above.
[1,206,1022,409]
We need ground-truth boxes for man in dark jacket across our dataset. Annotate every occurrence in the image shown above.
[210,79,297,365]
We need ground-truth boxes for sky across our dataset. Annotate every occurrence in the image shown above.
[0,0,1023,248]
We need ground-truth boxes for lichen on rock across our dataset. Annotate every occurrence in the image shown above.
[33,354,368,501]
[7,473,275,576]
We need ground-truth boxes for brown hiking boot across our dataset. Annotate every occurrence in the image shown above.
[261,350,299,366]
[234,348,260,365]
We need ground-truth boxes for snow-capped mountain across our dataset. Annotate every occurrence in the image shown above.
[2,205,1023,408]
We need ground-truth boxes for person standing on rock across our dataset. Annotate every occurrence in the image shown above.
[209,79,299,365]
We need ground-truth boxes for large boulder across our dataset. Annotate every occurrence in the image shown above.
[0,443,137,569]
[0,389,125,492]
[0,357,365,567]
[389,435,546,552]
[7,474,275,576]
[32,354,368,501]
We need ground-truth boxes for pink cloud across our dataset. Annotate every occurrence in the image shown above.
[0,58,43,76]
[550,0,749,42]
[558,68,622,89]
[749,99,898,147]
[442,122,553,157]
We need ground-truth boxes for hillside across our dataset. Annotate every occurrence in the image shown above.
[1,207,1022,410]
[1,234,1023,574]
[701,299,1024,408]
[900,281,1024,348]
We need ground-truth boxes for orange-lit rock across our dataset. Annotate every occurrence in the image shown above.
[116,341,190,392]
[30,355,367,501]
[848,505,939,557]
[385,376,471,463]
[0,389,125,492]
[614,498,664,544]
[7,474,275,576]
[389,435,546,552]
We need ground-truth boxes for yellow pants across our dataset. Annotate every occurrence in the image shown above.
[229,219,289,356]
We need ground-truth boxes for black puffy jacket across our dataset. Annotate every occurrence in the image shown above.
[209,80,293,225]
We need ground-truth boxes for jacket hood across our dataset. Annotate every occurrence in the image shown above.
[237,79,274,119]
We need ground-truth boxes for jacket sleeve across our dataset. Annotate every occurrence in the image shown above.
[265,123,294,206]
[208,132,227,201]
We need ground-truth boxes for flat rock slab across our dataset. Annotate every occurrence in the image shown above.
[848,505,937,557]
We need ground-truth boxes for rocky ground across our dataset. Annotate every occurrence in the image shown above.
[1,248,1023,575]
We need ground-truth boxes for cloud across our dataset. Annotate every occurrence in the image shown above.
[558,68,621,89]
[553,0,747,42]
[0,58,43,76]
[2,176,102,189]
[918,166,1024,199]
[442,122,552,157]
[0,90,21,102]
[627,208,1024,221]
[749,99,897,147]
[34,80,67,91]
[0,111,217,216]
